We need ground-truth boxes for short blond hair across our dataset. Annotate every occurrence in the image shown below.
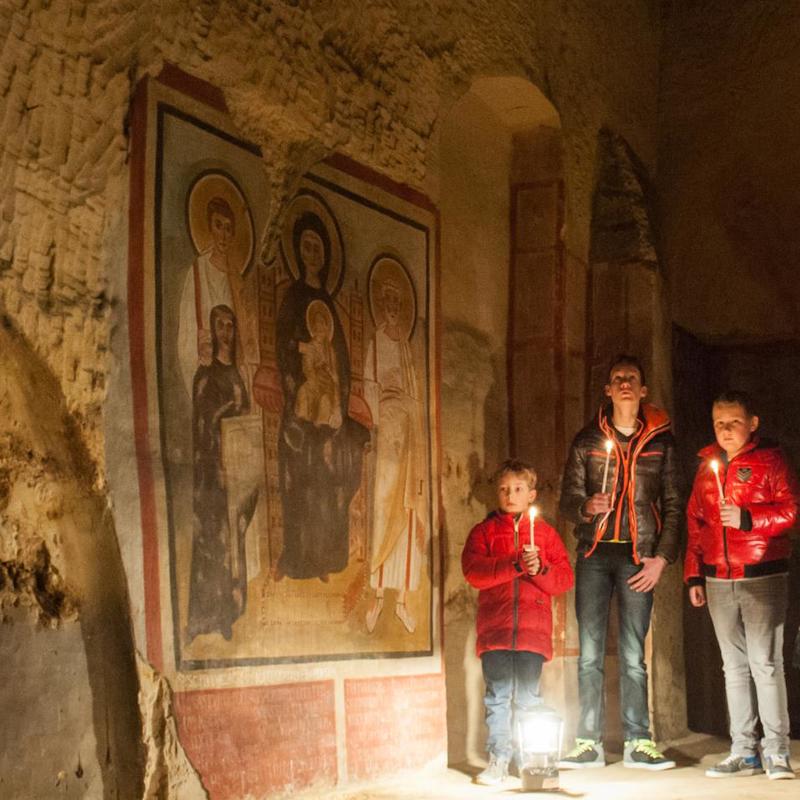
[492,458,538,489]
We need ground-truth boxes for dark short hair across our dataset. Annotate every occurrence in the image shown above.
[492,458,538,489]
[607,354,646,387]
[713,390,757,417]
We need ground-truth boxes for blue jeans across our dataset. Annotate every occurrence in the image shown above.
[706,575,790,757]
[481,649,544,760]
[575,545,653,742]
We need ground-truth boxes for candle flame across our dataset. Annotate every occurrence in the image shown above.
[528,506,537,520]
[710,459,719,473]
[605,439,613,453]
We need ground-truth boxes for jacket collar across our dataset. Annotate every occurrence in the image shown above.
[488,510,524,523]
[698,436,760,461]
[597,402,671,439]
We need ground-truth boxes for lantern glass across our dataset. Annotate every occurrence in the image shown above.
[516,706,563,792]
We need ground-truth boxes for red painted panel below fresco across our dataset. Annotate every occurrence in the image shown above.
[174,681,337,798]
[345,674,447,780]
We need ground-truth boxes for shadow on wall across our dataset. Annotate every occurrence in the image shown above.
[440,320,508,768]
[0,315,144,798]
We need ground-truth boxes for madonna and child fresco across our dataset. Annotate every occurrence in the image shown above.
[150,99,437,671]
[272,205,369,584]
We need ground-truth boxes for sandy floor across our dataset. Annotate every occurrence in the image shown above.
[299,734,800,799]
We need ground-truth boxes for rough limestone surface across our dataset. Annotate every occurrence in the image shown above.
[659,0,800,341]
[0,0,667,795]
[137,654,207,800]
[0,0,659,472]
[0,314,143,798]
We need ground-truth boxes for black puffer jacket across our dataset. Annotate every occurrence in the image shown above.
[559,403,682,564]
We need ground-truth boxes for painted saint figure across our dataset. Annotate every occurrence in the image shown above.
[364,267,427,633]
[186,304,251,641]
[274,210,369,581]
[178,195,238,398]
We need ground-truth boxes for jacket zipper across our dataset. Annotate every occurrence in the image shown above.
[721,461,731,578]
[618,421,669,565]
[614,441,632,540]
[585,416,668,560]
[512,514,520,649]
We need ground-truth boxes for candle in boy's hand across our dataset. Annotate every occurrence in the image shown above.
[600,439,613,494]
[710,459,725,501]
[527,506,537,549]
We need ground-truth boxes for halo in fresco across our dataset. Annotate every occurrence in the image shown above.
[367,254,417,341]
[187,170,254,276]
[280,190,344,296]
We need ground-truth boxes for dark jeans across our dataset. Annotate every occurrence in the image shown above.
[481,649,544,760]
[575,544,653,742]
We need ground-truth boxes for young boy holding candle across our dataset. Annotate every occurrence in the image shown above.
[685,390,798,780]
[558,354,681,770]
[462,459,574,786]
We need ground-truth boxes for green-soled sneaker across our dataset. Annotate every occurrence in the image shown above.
[624,739,675,771]
[558,738,605,769]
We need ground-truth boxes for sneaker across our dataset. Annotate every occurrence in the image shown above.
[765,753,795,780]
[705,753,763,778]
[623,739,676,770]
[475,754,510,786]
[558,738,605,769]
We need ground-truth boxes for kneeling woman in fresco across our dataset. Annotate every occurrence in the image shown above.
[187,304,251,641]
[275,210,368,581]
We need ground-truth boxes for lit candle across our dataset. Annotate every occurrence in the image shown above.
[601,439,613,494]
[527,506,537,549]
[710,459,724,501]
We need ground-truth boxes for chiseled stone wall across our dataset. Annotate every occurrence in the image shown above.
[0,1,665,796]
[659,0,800,342]
[0,0,660,467]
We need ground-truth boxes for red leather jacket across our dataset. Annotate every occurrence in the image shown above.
[684,438,798,583]
[462,511,573,659]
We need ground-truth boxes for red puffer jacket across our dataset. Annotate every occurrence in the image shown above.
[685,438,799,582]
[462,511,574,659]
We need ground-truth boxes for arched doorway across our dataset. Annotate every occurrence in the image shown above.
[434,75,576,769]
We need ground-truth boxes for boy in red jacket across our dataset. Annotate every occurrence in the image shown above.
[462,459,574,786]
[685,391,798,780]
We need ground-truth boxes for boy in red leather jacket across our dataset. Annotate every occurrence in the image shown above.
[462,459,573,786]
[685,390,798,780]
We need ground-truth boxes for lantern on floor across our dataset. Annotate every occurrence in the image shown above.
[516,706,563,791]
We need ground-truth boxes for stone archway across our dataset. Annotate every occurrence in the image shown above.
[435,75,577,768]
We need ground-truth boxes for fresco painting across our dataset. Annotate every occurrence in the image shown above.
[144,89,438,671]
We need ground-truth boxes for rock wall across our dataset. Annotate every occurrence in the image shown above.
[0,316,143,798]
[659,0,800,341]
[0,1,670,797]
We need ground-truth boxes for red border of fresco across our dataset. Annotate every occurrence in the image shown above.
[128,65,445,671]
[344,673,447,781]
[128,74,164,670]
[128,66,230,670]
[174,681,337,798]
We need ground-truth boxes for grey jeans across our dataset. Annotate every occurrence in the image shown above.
[706,574,790,757]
